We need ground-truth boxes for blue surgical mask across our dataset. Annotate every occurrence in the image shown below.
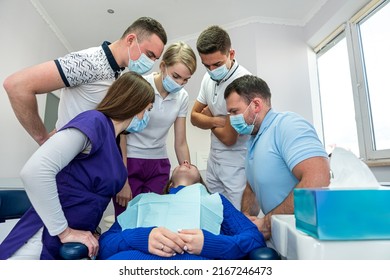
[230,102,257,135]
[162,68,183,94]
[128,39,154,74]
[126,110,150,133]
[207,64,229,81]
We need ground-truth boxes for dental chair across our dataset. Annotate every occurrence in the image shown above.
[0,189,280,260]
[0,188,97,260]
[0,189,31,224]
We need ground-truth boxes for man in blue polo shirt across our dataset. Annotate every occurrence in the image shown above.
[224,74,330,240]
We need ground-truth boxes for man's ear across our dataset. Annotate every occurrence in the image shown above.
[252,97,263,113]
[228,49,236,60]
[126,33,136,46]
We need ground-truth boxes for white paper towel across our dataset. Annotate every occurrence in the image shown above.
[329,147,381,189]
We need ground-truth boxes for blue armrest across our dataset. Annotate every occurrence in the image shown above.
[59,226,101,259]
[248,247,281,260]
[60,242,89,260]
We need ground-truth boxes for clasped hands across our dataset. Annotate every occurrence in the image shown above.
[148,227,204,258]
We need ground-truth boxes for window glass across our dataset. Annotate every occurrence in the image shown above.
[317,36,359,156]
[358,3,390,151]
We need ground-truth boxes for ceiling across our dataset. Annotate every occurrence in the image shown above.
[31,0,329,51]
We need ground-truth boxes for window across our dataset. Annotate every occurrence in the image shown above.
[358,3,390,152]
[317,33,359,156]
[316,0,390,162]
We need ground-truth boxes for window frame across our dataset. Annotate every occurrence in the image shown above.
[315,0,390,163]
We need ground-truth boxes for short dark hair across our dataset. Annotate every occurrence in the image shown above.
[121,17,167,45]
[224,75,272,106]
[196,25,231,55]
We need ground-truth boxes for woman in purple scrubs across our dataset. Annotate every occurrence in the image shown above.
[0,72,154,260]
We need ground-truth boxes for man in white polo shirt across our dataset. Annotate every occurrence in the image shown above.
[4,17,167,146]
[191,26,251,210]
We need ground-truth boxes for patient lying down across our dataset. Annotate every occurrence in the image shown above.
[98,162,266,260]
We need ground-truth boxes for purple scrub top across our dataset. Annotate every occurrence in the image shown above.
[0,110,127,259]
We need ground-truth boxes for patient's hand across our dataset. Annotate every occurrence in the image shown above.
[116,181,132,207]
[148,227,186,257]
[58,227,99,259]
[178,229,204,255]
[247,215,271,240]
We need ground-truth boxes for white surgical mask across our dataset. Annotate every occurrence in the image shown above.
[162,68,183,94]
[207,64,229,81]
[126,110,150,133]
[230,102,258,135]
[127,39,154,74]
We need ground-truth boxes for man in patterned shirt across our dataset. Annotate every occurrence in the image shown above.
[4,17,167,146]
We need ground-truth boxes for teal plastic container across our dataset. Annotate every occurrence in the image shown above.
[294,188,390,240]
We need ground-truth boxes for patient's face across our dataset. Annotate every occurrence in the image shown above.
[172,163,201,185]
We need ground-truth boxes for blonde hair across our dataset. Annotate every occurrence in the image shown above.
[161,41,197,75]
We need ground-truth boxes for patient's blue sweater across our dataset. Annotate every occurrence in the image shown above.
[98,186,265,260]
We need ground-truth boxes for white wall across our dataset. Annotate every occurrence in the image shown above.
[304,0,372,48]
[0,0,67,178]
[253,23,313,121]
